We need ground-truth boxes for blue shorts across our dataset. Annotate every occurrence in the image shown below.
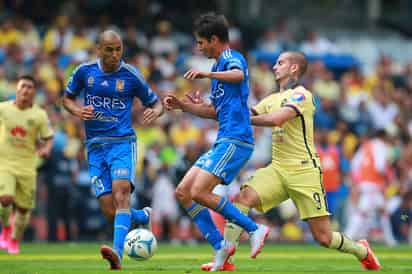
[194,139,253,185]
[87,140,137,198]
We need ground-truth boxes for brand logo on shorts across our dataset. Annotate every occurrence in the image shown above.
[204,159,213,167]
[114,168,129,177]
[91,176,104,193]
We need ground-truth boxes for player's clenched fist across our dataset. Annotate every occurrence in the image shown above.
[81,105,94,120]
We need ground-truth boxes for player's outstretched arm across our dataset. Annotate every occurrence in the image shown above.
[164,94,216,119]
[62,93,94,120]
[184,68,244,83]
[142,100,164,125]
[251,107,297,127]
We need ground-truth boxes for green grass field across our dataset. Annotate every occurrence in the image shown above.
[0,243,411,274]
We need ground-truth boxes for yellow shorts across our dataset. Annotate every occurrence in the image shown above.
[242,165,330,220]
[0,169,36,209]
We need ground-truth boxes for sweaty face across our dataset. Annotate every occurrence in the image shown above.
[16,79,35,106]
[272,53,294,81]
[99,37,123,69]
[195,35,213,59]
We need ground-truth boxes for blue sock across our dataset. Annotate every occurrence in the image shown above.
[130,208,149,225]
[186,202,223,250]
[215,197,258,233]
[113,209,131,259]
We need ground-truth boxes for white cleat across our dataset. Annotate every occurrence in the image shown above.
[210,240,236,272]
[249,224,269,259]
[141,207,152,231]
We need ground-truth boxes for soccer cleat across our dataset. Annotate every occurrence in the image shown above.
[141,207,152,231]
[201,260,236,271]
[100,245,121,270]
[7,239,19,254]
[210,240,236,272]
[0,226,11,250]
[249,224,269,259]
[358,240,381,270]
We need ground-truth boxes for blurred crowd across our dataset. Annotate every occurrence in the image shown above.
[0,12,412,246]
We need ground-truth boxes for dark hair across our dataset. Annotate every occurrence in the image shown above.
[18,75,36,87]
[287,51,308,77]
[193,12,229,42]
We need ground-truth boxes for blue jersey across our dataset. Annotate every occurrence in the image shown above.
[210,48,253,145]
[65,59,158,143]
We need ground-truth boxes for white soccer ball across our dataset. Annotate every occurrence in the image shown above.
[124,228,157,260]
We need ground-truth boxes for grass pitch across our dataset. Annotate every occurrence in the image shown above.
[0,242,411,274]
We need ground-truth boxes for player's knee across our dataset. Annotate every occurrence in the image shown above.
[0,196,14,207]
[235,187,258,208]
[175,185,190,203]
[190,187,205,204]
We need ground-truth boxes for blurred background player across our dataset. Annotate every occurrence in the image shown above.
[164,13,269,271]
[197,51,380,271]
[346,130,397,246]
[0,75,54,254]
[63,30,163,269]
[315,128,350,223]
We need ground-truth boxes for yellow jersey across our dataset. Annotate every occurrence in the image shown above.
[253,86,320,169]
[0,101,53,172]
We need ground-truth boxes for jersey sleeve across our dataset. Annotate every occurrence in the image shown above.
[223,56,244,71]
[127,65,159,107]
[252,96,270,115]
[39,110,54,139]
[284,88,313,116]
[65,64,86,96]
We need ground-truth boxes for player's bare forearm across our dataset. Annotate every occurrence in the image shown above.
[62,94,94,120]
[251,107,297,127]
[142,100,164,125]
[209,69,244,83]
[62,94,82,117]
[181,101,217,119]
[153,100,164,117]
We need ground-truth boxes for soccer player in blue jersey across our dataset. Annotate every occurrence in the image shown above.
[164,13,269,271]
[62,30,163,270]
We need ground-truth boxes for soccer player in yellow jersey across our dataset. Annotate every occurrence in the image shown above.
[201,52,381,271]
[0,75,54,254]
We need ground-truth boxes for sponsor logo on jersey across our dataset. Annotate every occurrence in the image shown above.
[11,126,27,137]
[86,95,126,110]
[210,83,225,99]
[100,80,109,87]
[93,111,118,122]
[291,92,306,103]
[116,80,125,92]
[87,76,94,87]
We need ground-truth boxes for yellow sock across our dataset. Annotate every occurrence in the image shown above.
[0,205,12,227]
[329,232,367,260]
[11,211,31,240]
[224,203,250,246]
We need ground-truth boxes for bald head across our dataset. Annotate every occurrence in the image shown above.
[99,30,122,45]
[98,30,123,72]
[282,51,308,77]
